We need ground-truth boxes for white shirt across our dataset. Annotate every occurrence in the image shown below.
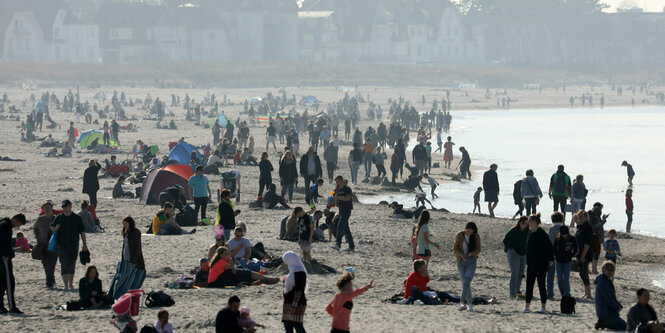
[228,237,252,259]
[154,321,173,333]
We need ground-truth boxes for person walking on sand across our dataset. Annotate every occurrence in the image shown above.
[82,159,102,208]
[282,251,309,333]
[625,189,634,233]
[549,165,572,219]
[521,169,543,216]
[574,210,594,299]
[332,176,355,252]
[50,200,88,291]
[258,152,273,196]
[503,216,528,300]
[414,211,441,268]
[453,222,481,311]
[622,161,635,186]
[443,136,455,169]
[571,174,587,213]
[523,213,554,313]
[457,147,471,180]
[326,272,374,333]
[34,202,58,288]
[483,164,500,218]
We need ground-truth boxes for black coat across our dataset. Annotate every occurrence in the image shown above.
[299,153,322,178]
[217,201,235,230]
[526,227,554,270]
[279,158,298,184]
[82,162,101,194]
[215,307,242,333]
[122,228,145,270]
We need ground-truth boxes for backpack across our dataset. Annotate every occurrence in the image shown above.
[145,290,175,308]
[513,180,523,202]
[560,296,576,314]
[554,173,567,193]
[140,324,157,333]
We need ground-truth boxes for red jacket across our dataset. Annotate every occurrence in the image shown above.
[404,271,430,299]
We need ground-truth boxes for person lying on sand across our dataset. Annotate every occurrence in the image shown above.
[389,201,425,220]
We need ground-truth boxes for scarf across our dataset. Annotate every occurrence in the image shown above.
[283,251,309,294]
[222,198,235,208]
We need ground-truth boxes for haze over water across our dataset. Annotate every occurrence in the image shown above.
[363,106,665,237]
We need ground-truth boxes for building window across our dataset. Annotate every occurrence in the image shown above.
[109,28,132,40]
[54,27,61,39]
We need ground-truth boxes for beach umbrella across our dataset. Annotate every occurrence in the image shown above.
[303,95,317,103]
[34,101,47,113]
[79,131,119,148]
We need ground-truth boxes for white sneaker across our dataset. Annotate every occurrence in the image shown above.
[331,245,341,251]
[537,307,546,313]
[414,300,424,305]
[522,307,530,313]
[467,305,474,312]
[458,304,467,311]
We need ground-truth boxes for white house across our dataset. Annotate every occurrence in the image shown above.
[2,12,47,62]
[298,11,342,63]
[50,9,100,63]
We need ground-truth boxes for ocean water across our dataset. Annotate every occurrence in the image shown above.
[361,106,665,237]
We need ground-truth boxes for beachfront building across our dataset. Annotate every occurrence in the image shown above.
[1,12,49,62]
[298,10,343,63]
[49,9,100,63]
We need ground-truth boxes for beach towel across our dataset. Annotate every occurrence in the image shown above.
[111,261,146,300]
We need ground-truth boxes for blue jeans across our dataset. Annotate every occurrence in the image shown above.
[507,250,526,298]
[626,210,633,233]
[223,228,232,241]
[546,263,556,299]
[363,153,373,177]
[335,209,354,250]
[350,161,360,184]
[281,182,294,201]
[555,261,571,297]
[326,161,335,181]
[456,257,476,303]
[524,198,538,216]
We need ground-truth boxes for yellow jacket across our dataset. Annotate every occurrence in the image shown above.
[453,231,481,263]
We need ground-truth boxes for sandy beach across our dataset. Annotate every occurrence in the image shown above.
[0,85,663,332]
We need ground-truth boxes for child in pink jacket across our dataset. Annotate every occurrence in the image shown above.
[326,272,374,332]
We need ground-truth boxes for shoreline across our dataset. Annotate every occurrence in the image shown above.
[0,84,664,331]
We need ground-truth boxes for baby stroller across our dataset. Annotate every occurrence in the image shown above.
[110,289,144,332]
[218,170,241,203]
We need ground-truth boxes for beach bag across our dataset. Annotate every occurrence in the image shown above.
[145,290,175,308]
[112,262,147,300]
[31,244,45,260]
[140,325,157,333]
[112,290,144,316]
[66,300,82,311]
[176,209,197,227]
[47,231,59,253]
[560,296,576,314]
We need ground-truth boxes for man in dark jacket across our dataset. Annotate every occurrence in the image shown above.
[82,159,101,208]
[483,164,500,218]
[263,184,290,209]
[594,261,625,330]
[1,214,26,314]
[299,146,322,191]
[626,289,658,332]
[216,295,243,333]
[412,142,428,177]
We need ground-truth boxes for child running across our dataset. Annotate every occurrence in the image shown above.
[326,272,374,333]
[473,187,482,214]
[422,173,439,199]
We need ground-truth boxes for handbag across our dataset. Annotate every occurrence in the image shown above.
[47,230,59,253]
[31,244,45,260]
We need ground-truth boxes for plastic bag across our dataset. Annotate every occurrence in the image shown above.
[48,230,59,252]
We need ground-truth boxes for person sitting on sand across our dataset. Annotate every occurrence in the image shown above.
[626,289,658,332]
[326,272,374,333]
[594,261,625,331]
[12,232,31,253]
[113,176,134,199]
[238,307,266,331]
[155,309,173,333]
[78,200,100,233]
[61,142,72,157]
[152,202,195,235]
[208,234,226,261]
[216,295,243,333]
[78,265,110,309]
[207,247,279,288]
[263,184,290,209]
[228,227,252,260]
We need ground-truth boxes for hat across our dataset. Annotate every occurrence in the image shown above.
[240,307,250,315]
[559,226,569,236]
[61,199,72,207]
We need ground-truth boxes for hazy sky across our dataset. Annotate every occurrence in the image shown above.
[603,0,665,12]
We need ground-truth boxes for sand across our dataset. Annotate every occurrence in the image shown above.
[0,85,663,332]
